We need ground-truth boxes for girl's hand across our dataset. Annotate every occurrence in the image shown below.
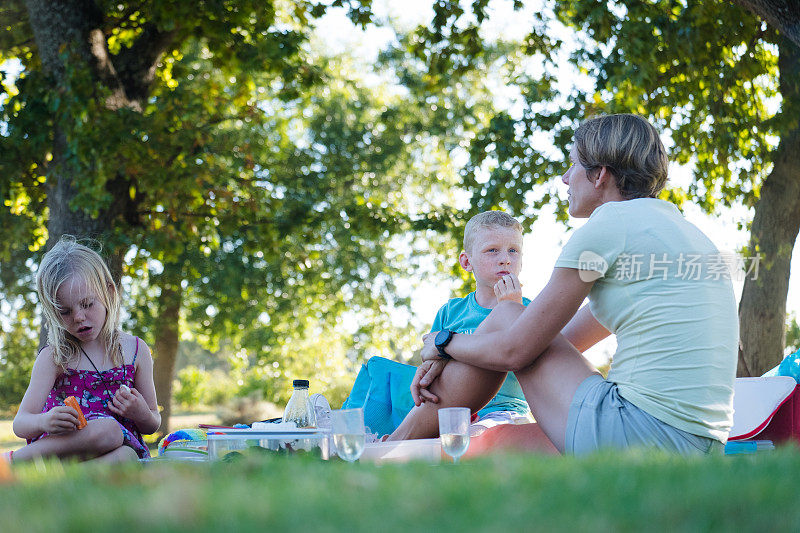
[494,273,523,304]
[108,386,150,421]
[41,406,80,435]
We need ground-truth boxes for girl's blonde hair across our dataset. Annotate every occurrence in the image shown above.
[36,236,122,370]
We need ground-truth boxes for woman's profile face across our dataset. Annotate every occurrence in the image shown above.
[562,146,600,218]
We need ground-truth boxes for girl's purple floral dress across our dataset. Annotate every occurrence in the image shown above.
[28,337,150,459]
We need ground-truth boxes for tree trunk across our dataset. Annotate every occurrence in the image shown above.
[735,0,800,49]
[26,0,171,345]
[152,264,183,435]
[738,35,800,376]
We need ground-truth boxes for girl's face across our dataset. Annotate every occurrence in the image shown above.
[55,275,108,343]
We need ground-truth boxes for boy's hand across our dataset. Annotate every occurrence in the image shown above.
[494,273,523,304]
[108,386,150,421]
[41,406,80,434]
[410,359,447,406]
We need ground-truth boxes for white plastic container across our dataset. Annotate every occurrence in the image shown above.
[206,427,330,460]
[359,438,442,464]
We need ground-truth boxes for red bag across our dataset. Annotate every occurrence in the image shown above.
[759,385,800,444]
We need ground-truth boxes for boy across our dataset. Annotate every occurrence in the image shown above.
[421,211,532,426]
[341,211,533,439]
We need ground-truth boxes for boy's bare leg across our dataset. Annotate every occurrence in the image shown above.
[387,301,528,441]
[11,418,124,461]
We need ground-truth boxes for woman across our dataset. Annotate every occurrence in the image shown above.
[389,114,738,454]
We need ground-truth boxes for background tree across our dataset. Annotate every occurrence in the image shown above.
[0,1,499,429]
[391,0,798,376]
[735,0,800,47]
[0,0,383,430]
[550,0,799,376]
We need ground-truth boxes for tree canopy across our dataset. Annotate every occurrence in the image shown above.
[0,0,499,422]
[387,0,799,375]
[1,0,798,423]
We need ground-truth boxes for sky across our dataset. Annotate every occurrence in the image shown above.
[316,0,800,367]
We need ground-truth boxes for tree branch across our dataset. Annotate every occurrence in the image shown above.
[113,21,177,103]
[103,3,147,33]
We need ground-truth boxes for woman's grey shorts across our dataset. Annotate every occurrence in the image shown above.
[565,374,722,455]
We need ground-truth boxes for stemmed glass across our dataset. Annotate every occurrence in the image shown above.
[331,408,366,462]
[438,407,471,463]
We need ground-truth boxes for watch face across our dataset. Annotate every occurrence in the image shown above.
[435,329,451,347]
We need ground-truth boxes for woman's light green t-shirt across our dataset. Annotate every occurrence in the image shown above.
[555,198,738,442]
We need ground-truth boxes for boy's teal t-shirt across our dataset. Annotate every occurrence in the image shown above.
[431,292,531,418]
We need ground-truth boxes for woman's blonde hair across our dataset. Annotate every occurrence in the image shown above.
[574,114,668,199]
[36,236,122,370]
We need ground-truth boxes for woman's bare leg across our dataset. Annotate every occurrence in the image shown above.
[388,360,506,440]
[387,301,528,441]
[464,422,559,457]
[11,418,124,461]
[513,335,599,452]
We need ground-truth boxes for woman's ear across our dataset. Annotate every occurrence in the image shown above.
[459,251,473,272]
[107,281,117,297]
[594,166,613,189]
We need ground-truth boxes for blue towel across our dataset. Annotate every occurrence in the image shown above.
[724,440,774,454]
[341,356,417,436]
[762,348,800,381]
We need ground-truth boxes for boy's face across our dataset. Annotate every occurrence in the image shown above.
[460,226,523,289]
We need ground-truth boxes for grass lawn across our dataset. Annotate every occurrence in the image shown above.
[2,446,800,532]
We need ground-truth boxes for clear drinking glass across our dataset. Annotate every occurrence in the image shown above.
[438,407,470,463]
[331,408,366,462]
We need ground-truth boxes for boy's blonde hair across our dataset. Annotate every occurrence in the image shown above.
[37,236,122,370]
[463,211,523,255]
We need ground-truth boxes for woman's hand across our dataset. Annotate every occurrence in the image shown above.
[494,273,523,304]
[108,386,150,422]
[410,359,448,406]
[420,331,442,363]
[41,405,80,435]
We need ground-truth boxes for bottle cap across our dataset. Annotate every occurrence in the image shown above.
[292,379,310,388]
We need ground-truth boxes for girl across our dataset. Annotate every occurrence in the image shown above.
[7,236,160,462]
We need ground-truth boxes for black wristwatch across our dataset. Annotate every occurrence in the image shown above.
[434,329,456,359]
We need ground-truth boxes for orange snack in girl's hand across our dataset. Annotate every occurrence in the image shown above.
[64,396,88,429]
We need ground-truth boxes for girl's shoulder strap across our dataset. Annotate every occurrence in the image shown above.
[133,336,140,364]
